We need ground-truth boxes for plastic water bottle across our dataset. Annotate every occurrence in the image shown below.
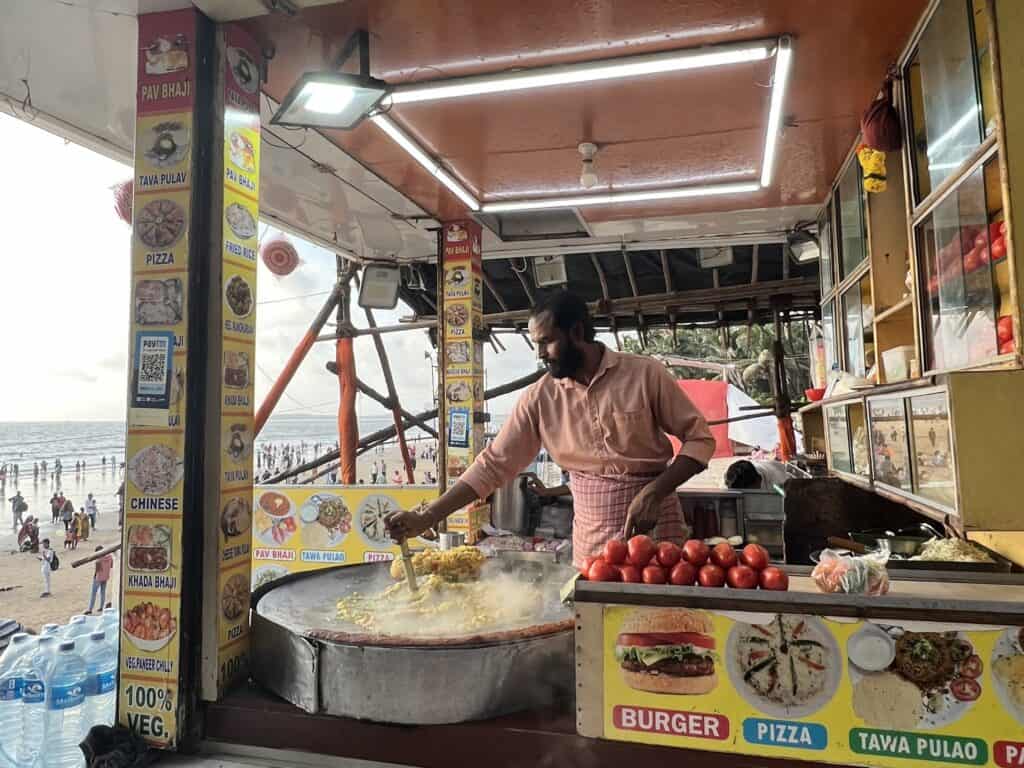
[63,616,94,642]
[18,636,55,767]
[43,642,87,768]
[81,632,116,730]
[100,607,118,630]
[0,634,35,765]
[41,624,61,637]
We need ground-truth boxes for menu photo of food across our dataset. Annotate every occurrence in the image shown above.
[143,34,189,75]
[220,496,252,539]
[128,444,184,496]
[849,624,982,730]
[221,573,250,622]
[992,627,1024,724]
[225,202,257,241]
[356,494,401,545]
[127,524,172,572]
[615,608,718,695]
[123,600,177,652]
[445,380,472,404]
[135,278,184,325]
[223,422,251,464]
[223,350,250,389]
[226,46,258,95]
[445,303,469,328]
[224,274,253,318]
[144,120,190,168]
[255,490,297,546]
[446,341,470,365]
[137,198,186,250]
[228,131,255,174]
[726,614,841,718]
[299,493,352,548]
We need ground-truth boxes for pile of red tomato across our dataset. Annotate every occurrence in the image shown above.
[997,314,1015,355]
[927,220,1007,297]
[579,535,789,591]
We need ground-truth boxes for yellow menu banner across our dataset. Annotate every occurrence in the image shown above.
[602,605,1024,767]
[250,484,438,588]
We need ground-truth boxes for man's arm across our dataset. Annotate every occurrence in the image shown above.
[386,388,542,541]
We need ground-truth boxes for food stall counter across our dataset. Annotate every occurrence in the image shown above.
[574,574,1024,768]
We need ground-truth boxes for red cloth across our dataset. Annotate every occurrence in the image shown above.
[569,470,689,567]
[667,380,732,459]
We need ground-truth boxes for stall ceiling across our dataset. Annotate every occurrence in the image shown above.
[245,0,929,226]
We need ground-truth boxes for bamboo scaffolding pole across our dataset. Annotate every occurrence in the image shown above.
[365,307,415,484]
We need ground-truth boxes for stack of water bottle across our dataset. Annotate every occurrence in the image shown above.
[0,608,120,768]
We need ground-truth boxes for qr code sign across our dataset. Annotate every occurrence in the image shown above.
[138,336,170,394]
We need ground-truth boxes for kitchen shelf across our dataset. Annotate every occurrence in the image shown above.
[875,295,913,323]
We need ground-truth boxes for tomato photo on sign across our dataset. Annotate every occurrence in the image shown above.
[950,677,981,702]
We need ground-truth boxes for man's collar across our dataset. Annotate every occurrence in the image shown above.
[558,343,620,387]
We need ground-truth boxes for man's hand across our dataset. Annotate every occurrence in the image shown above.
[622,482,664,539]
[384,503,440,542]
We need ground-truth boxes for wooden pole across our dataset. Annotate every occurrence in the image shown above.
[365,307,415,484]
[254,283,342,436]
[71,542,121,568]
[336,265,358,484]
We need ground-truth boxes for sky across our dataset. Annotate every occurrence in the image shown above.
[0,112,538,422]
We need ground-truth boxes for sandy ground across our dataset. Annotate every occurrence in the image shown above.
[0,517,122,632]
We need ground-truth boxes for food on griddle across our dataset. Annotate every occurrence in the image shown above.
[225,275,253,317]
[225,202,257,239]
[336,572,539,636]
[733,615,830,709]
[222,573,249,621]
[137,198,186,249]
[852,671,924,729]
[911,538,994,563]
[893,632,956,690]
[388,546,485,583]
[614,609,718,695]
[220,497,252,538]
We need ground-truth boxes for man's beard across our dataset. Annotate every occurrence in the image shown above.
[545,342,584,379]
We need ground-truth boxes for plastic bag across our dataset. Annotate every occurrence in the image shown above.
[861,78,902,152]
[811,548,890,595]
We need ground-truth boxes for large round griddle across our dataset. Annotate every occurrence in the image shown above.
[251,554,576,724]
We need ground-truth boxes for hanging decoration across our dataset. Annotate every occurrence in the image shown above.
[857,144,887,193]
[261,234,300,275]
[112,179,133,224]
[857,75,901,194]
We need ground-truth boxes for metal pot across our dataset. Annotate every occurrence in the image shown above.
[490,474,530,533]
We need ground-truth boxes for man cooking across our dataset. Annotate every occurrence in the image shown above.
[386,291,716,565]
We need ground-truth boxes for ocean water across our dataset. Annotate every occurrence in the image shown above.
[0,414,456,518]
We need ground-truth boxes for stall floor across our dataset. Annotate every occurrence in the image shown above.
[205,684,838,768]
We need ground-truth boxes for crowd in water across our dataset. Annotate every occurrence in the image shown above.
[0,456,123,490]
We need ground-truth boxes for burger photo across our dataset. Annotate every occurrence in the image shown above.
[614,608,718,695]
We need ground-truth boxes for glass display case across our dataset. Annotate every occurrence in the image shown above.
[904,0,995,203]
[819,202,834,295]
[836,160,868,279]
[868,397,913,492]
[915,156,1005,371]
[848,402,870,478]
[822,300,837,373]
[842,275,875,377]
[909,391,957,509]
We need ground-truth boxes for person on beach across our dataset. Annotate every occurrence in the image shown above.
[39,538,54,597]
[390,468,404,485]
[77,507,90,542]
[86,545,114,614]
[50,493,61,524]
[9,490,26,531]
[61,497,74,532]
[371,460,379,485]
[86,492,98,528]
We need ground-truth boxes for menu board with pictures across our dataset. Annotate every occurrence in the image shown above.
[210,22,261,695]
[120,6,198,748]
[249,485,436,588]
[601,606,1024,768]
